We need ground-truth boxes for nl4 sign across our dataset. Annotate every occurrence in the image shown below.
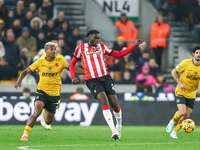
[95,0,139,23]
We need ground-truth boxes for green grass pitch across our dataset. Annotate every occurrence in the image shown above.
[0,125,199,150]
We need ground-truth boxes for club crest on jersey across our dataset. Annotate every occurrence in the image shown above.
[48,66,52,70]
[177,99,180,103]
[36,96,39,99]
[55,63,58,67]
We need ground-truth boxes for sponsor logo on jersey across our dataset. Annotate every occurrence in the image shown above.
[42,72,58,77]
[186,75,200,80]
[86,50,101,55]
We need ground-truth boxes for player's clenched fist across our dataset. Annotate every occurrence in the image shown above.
[72,78,79,84]
[135,39,145,46]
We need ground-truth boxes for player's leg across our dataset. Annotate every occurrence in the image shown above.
[170,105,193,139]
[96,91,118,140]
[21,100,44,141]
[170,97,194,139]
[172,98,194,134]
[170,104,186,138]
[40,109,46,127]
[86,78,118,140]
[108,95,122,138]
[102,75,121,140]
[43,109,55,130]
[166,96,185,133]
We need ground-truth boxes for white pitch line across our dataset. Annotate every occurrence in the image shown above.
[17,141,200,150]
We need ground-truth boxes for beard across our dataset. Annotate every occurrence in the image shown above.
[195,58,200,61]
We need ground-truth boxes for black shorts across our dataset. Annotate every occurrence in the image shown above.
[175,95,195,109]
[35,90,61,114]
[86,75,116,98]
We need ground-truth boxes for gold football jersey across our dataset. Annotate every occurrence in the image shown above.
[29,57,68,96]
[175,59,200,98]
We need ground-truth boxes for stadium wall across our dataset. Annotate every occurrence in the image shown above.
[85,0,117,47]
[138,0,158,53]
[1,93,200,126]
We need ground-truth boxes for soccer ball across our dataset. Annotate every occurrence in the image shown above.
[182,119,195,133]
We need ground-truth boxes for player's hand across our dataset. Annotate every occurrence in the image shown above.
[72,78,79,85]
[178,82,186,90]
[14,81,21,89]
[135,39,145,46]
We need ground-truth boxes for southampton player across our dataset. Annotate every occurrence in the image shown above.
[40,40,63,130]
[14,42,84,141]
[69,30,144,140]
[166,46,200,138]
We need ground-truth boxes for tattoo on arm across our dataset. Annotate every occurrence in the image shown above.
[17,68,32,82]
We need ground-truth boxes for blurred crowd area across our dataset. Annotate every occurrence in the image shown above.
[154,0,200,40]
[3,0,200,93]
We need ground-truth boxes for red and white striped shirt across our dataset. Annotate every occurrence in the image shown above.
[74,42,112,80]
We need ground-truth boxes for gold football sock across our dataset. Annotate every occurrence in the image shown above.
[174,117,184,132]
[23,125,32,136]
[172,111,181,123]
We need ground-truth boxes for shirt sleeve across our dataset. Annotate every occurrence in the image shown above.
[74,45,82,58]
[29,60,40,72]
[63,59,69,69]
[103,43,113,55]
[175,60,186,73]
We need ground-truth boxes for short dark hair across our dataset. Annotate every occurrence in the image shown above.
[193,46,200,53]
[23,88,30,93]
[86,29,100,37]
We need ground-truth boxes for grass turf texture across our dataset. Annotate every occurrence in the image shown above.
[0,125,199,150]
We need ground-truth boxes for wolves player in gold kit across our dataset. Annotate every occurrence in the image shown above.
[166,46,200,138]
[40,40,63,130]
[14,42,84,141]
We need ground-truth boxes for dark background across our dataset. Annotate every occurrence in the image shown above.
[0,93,200,126]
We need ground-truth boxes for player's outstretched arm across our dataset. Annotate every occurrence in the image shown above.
[74,67,85,75]
[14,68,32,89]
[66,66,84,75]
[110,39,145,58]
[171,68,186,90]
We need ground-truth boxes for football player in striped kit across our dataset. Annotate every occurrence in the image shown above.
[69,29,144,140]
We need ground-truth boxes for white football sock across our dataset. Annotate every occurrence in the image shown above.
[113,109,122,126]
[102,109,116,132]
